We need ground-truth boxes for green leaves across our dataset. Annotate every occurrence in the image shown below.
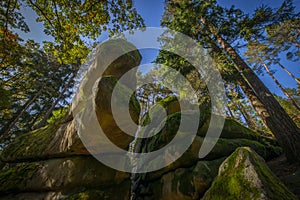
[0,0,145,141]
[24,0,144,64]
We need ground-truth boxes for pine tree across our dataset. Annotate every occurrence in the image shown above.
[161,0,300,162]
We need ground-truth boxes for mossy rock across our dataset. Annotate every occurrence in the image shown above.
[0,162,39,194]
[1,76,141,162]
[0,180,131,200]
[1,124,60,162]
[138,110,281,163]
[66,180,131,200]
[147,158,225,200]
[0,156,129,194]
[1,120,88,162]
[0,192,65,200]
[205,137,282,161]
[198,118,278,146]
[156,96,181,115]
[140,110,279,156]
[134,110,282,192]
[202,147,297,200]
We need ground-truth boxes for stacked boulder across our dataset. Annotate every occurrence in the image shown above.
[0,39,142,200]
[0,39,296,199]
[130,97,289,199]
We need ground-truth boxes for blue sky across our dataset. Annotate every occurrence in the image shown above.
[18,0,300,96]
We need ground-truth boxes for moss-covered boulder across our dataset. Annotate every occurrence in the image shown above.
[70,39,142,151]
[131,103,283,199]
[0,39,143,199]
[0,181,131,200]
[1,77,141,162]
[202,147,297,200]
[0,120,88,162]
[0,156,129,194]
[198,117,278,146]
[139,111,281,163]
[147,158,225,200]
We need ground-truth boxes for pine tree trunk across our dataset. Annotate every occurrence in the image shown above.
[28,105,49,131]
[1,77,52,136]
[36,58,81,129]
[227,84,257,130]
[216,35,300,162]
[238,103,257,130]
[226,104,235,119]
[36,75,75,128]
[262,62,300,110]
[1,63,60,136]
[276,62,300,85]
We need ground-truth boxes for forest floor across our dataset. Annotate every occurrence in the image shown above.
[267,154,300,198]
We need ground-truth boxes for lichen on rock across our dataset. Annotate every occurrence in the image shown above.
[202,147,297,200]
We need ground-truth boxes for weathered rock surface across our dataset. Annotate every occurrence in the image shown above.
[202,147,297,200]
[130,98,283,199]
[1,181,131,200]
[0,39,141,200]
[145,158,225,200]
[1,121,87,162]
[95,76,140,150]
[0,156,128,193]
[1,38,142,162]
[0,40,294,199]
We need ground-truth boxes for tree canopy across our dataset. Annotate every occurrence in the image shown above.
[0,0,144,142]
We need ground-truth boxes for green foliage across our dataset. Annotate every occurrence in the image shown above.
[161,0,300,138]
[0,0,145,143]
[136,67,175,114]
[0,40,74,139]
[275,92,300,127]
[25,0,145,64]
[46,107,69,125]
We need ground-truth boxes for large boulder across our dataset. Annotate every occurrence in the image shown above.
[145,158,225,200]
[202,147,297,200]
[130,98,283,199]
[0,39,142,200]
[94,76,140,150]
[0,156,128,194]
[139,111,281,165]
[73,38,142,113]
[1,181,131,200]
[71,38,142,152]
[1,38,142,162]
[0,120,87,162]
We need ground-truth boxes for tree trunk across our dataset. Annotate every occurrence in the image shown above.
[238,103,257,130]
[1,61,61,136]
[36,59,81,129]
[276,61,300,85]
[212,43,269,131]
[262,62,300,111]
[28,105,49,131]
[227,84,257,130]
[2,76,53,136]
[226,104,235,119]
[216,35,300,162]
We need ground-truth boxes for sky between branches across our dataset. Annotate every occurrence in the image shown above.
[17,0,300,97]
